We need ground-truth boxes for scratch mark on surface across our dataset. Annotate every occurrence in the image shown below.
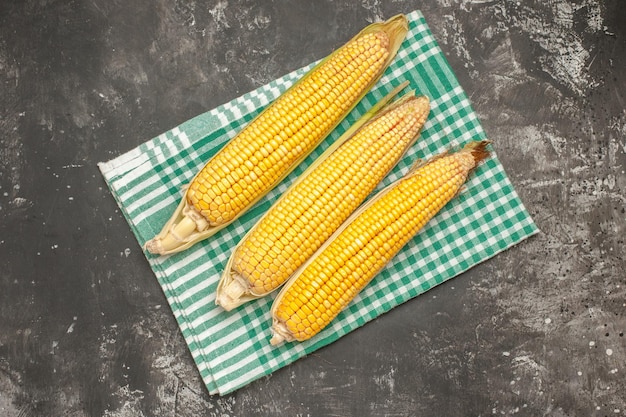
[66,317,77,333]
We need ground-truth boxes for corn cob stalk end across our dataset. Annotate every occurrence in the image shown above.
[216,270,254,311]
[144,199,210,255]
[270,322,295,345]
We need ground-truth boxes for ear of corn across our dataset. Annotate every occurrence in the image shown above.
[145,15,409,255]
[269,140,491,345]
[216,89,430,310]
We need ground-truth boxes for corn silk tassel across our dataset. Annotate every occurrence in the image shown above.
[269,140,492,345]
[145,15,409,255]
[216,89,430,310]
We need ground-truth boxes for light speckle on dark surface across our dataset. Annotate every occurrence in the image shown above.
[1,0,624,416]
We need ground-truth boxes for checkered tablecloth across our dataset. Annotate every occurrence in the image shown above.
[99,10,538,395]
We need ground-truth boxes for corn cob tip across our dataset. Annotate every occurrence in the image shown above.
[464,140,491,165]
[408,95,430,121]
[378,14,409,46]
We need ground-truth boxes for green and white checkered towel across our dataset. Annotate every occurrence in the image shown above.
[99,10,538,395]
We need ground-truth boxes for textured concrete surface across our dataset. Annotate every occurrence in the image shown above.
[0,0,624,416]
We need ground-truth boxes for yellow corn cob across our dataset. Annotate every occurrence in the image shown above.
[144,15,409,255]
[216,92,431,310]
[269,140,491,345]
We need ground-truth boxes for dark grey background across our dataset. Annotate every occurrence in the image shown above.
[1,1,624,416]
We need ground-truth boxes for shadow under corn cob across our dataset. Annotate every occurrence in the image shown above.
[145,15,409,255]
[269,140,492,345]
[216,90,430,311]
